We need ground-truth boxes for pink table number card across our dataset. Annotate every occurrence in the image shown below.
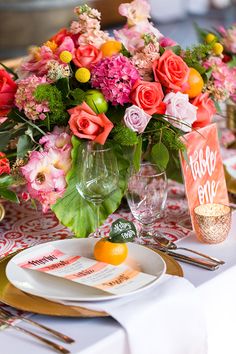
[180,123,229,228]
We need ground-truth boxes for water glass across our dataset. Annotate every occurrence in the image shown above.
[126,163,168,239]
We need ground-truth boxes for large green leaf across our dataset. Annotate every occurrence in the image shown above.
[52,137,130,237]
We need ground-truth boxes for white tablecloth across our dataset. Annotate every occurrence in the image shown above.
[1,212,236,354]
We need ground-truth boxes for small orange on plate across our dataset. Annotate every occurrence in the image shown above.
[94,238,128,265]
[184,67,204,99]
[100,40,122,57]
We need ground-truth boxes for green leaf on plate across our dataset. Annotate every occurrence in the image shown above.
[109,218,137,243]
[52,137,130,237]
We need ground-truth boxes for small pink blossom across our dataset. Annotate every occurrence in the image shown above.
[91,55,140,105]
[123,105,151,133]
[220,24,236,53]
[15,75,50,121]
[39,127,72,151]
[164,92,197,132]
[132,42,160,80]
[159,37,177,47]
[78,29,110,49]
[119,0,151,26]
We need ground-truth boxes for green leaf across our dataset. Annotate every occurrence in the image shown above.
[214,100,223,114]
[168,45,182,55]
[228,56,236,68]
[67,88,86,106]
[182,149,190,166]
[0,175,14,188]
[0,62,18,80]
[52,137,130,237]
[112,125,138,146]
[120,44,131,58]
[17,135,33,158]
[0,188,19,203]
[151,142,169,170]
[55,78,70,99]
[0,132,11,150]
[166,150,183,183]
[109,218,137,243]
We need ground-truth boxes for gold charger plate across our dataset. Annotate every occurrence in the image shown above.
[0,249,183,317]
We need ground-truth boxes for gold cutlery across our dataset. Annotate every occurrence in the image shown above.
[153,235,225,265]
[0,307,74,343]
[0,318,70,354]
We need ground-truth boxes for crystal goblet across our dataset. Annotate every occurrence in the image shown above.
[76,142,119,236]
[126,163,168,240]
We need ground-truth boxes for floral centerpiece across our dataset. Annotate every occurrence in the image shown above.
[0,0,231,237]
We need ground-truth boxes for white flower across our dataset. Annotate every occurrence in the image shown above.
[124,105,151,133]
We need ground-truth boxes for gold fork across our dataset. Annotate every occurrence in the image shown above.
[0,307,74,343]
[0,317,70,354]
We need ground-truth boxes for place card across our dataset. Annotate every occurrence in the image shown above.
[180,123,229,228]
[14,245,156,295]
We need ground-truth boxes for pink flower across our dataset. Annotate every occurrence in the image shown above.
[119,0,151,26]
[91,55,140,105]
[68,102,113,145]
[191,93,216,129]
[39,127,72,151]
[21,148,71,212]
[15,75,50,120]
[130,80,165,115]
[220,24,236,53]
[159,37,177,47]
[77,30,110,49]
[131,42,160,80]
[73,45,102,68]
[19,46,55,77]
[153,50,190,92]
[56,36,75,56]
[164,92,197,132]
[123,105,151,133]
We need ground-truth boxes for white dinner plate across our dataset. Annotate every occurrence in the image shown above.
[6,238,166,302]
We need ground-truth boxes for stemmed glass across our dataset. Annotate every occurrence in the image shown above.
[76,142,119,236]
[126,162,168,240]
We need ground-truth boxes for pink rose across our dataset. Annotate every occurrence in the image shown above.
[130,80,165,115]
[153,50,190,91]
[0,69,17,117]
[164,92,197,132]
[124,105,151,133]
[191,93,216,129]
[68,102,113,145]
[73,45,102,68]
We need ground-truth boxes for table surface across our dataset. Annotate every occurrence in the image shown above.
[0,210,236,354]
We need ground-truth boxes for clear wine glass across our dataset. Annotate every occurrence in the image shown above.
[76,142,119,236]
[126,162,168,240]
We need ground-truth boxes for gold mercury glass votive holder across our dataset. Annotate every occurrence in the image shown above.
[193,203,232,244]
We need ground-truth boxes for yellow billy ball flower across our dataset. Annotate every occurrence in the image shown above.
[213,43,224,56]
[75,68,91,83]
[205,33,216,44]
[59,50,73,63]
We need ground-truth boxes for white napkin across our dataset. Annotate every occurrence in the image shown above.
[53,275,208,354]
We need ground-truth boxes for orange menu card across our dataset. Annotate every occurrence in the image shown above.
[180,123,229,228]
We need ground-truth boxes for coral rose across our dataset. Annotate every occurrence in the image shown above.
[153,50,190,92]
[192,93,216,129]
[130,80,165,115]
[73,45,102,68]
[0,152,10,175]
[0,69,17,117]
[68,102,113,145]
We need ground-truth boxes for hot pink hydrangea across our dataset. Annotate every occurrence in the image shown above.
[15,75,50,120]
[91,55,140,105]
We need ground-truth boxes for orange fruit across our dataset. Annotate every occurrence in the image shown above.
[94,238,128,265]
[100,40,122,57]
[184,67,204,99]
